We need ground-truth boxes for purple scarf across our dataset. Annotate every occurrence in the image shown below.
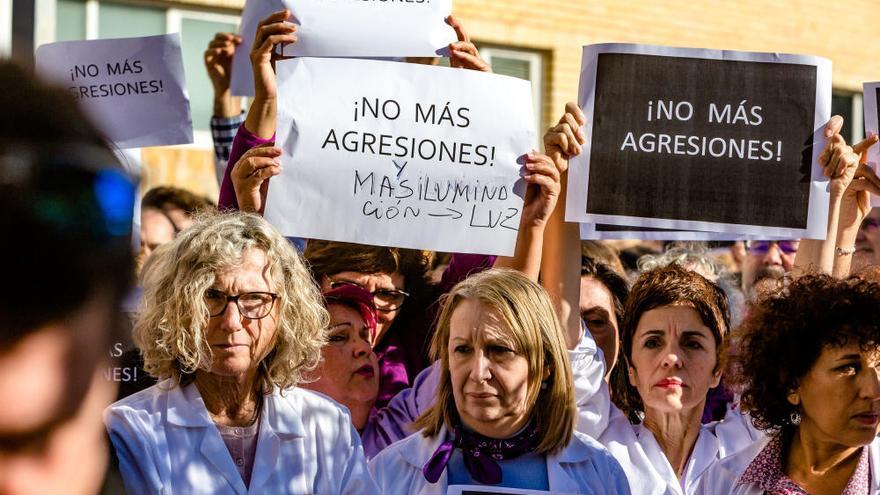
[422,421,541,485]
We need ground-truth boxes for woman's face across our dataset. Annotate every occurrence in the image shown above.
[305,304,379,408]
[448,299,534,439]
[320,271,405,343]
[203,248,278,380]
[628,304,721,415]
[580,276,619,374]
[792,343,880,448]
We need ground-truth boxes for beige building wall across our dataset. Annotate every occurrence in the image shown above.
[145,0,880,197]
[451,0,879,130]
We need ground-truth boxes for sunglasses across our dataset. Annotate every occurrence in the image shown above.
[861,217,880,230]
[0,147,136,242]
[746,240,799,255]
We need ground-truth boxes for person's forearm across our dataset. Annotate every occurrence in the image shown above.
[244,96,276,140]
[213,90,242,118]
[818,195,844,275]
[494,223,544,281]
[833,221,859,278]
[540,172,581,350]
[793,193,843,277]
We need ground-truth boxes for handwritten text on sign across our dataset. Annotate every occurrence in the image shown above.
[35,33,193,149]
[264,57,535,255]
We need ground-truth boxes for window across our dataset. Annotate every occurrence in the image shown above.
[98,2,165,39]
[831,90,864,144]
[0,0,11,56]
[55,0,86,42]
[51,0,240,141]
[171,12,239,137]
[480,46,544,148]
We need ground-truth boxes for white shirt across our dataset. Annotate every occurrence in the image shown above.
[694,435,880,494]
[368,425,632,495]
[105,379,379,495]
[575,330,763,495]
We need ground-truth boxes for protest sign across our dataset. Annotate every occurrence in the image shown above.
[863,82,880,207]
[579,223,787,241]
[230,0,455,96]
[280,0,455,58]
[263,57,535,255]
[35,34,193,149]
[566,44,832,239]
[230,0,286,97]
[447,485,576,495]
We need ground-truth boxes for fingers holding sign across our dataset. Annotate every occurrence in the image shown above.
[543,102,586,173]
[231,144,282,214]
[204,32,241,94]
[446,15,491,72]
[817,116,861,197]
[849,135,880,196]
[250,10,297,101]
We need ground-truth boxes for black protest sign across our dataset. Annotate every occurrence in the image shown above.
[581,49,824,232]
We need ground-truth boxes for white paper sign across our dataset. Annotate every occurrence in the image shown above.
[863,81,880,207]
[280,0,455,57]
[579,223,787,241]
[35,34,193,149]
[447,485,574,495]
[230,0,286,97]
[567,43,832,239]
[264,57,535,255]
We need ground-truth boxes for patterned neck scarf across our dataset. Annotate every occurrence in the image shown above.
[422,420,541,485]
[738,433,871,495]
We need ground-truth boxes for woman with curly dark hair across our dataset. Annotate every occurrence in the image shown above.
[697,275,880,494]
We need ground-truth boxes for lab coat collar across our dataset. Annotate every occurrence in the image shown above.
[164,381,308,494]
[399,424,589,494]
[165,380,305,438]
[870,438,880,491]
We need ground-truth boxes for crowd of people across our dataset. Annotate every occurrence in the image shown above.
[3,8,880,495]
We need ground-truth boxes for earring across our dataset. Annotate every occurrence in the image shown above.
[789,410,802,426]
[540,381,548,390]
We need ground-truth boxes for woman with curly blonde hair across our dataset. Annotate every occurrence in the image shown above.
[105,212,378,494]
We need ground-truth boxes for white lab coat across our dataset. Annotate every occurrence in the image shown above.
[368,425,631,494]
[105,379,379,495]
[576,330,763,495]
[693,435,880,494]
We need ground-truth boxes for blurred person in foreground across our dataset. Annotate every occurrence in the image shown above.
[0,61,136,495]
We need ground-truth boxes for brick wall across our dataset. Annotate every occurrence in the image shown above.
[146,0,879,197]
[452,0,879,130]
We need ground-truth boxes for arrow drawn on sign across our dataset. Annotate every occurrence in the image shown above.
[427,208,463,220]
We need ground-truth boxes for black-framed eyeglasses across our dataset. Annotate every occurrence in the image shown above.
[205,289,278,319]
[329,281,409,312]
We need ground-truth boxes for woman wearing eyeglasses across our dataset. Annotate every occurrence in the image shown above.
[217,10,497,409]
[105,212,378,494]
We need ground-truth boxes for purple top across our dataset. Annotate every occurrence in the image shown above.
[217,124,273,211]
[218,124,495,408]
[738,433,871,494]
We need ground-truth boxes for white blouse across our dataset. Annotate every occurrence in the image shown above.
[574,330,763,495]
